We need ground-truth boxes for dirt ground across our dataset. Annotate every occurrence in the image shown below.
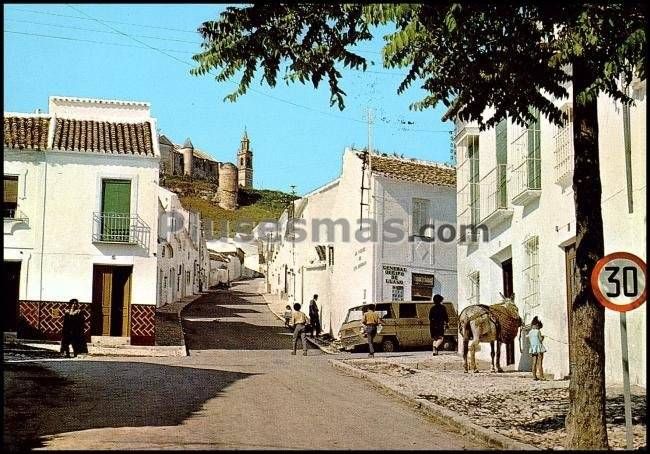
[342,353,647,450]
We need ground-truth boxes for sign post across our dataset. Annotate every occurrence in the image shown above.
[591,252,647,450]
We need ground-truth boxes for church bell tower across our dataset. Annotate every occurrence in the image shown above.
[237,129,253,188]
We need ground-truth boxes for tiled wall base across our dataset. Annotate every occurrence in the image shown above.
[17,301,156,346]
[18,301,91,341]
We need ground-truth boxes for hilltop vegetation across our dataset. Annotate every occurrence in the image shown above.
[160,174,297,238]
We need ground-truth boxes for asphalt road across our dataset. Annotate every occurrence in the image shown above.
[3,279,485,450]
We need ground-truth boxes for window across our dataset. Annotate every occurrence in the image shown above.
[412,198,431,237]
[315,245,326,261]
[523,236,540,309]
[375,303,394,319]
[100,179,131,242]
[161,247,165,258]
[328,246,334,266]
[392,285,404,301]
[553,104,574,183]
[468,135,480,225]
[411,273,434,301]
[399,303,417,318]
[3,175,18,218]
[527,109,541,189]
[468,271,480,305]
[495,119,508,206]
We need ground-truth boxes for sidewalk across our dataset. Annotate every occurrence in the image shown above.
[4,295,205,360]
[155,292,205,353]
[259,287,340,354]
[330,353,646,450]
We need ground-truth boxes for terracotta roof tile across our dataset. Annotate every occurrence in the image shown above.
[52,118,154,155]
[364,153,456,187]
[3,116,51,150]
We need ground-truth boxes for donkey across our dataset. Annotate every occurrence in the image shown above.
[458,294,522,373]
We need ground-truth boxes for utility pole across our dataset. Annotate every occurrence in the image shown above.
[289,185,297,302]
[360,107,374,224]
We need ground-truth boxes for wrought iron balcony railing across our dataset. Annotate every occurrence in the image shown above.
[92,212,150,247]
[509,127,542,205]
[479,164,513,227]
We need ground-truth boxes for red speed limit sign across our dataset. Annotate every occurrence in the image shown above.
[591,252,647,312]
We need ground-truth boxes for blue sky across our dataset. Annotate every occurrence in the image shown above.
[4,4,454,195]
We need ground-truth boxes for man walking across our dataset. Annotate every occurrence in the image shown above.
[429,294,449,356]
[362,303,381,358]
[308,294,321,337]
[290,302,310,356]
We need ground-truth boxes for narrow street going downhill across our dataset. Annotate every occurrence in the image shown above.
[4,279,486,450]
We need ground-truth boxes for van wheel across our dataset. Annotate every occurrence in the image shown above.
[381,338,398,353]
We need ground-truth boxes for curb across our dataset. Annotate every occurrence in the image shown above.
[8,341,186,358]
[159,292,205,356]
[329,359,539,451]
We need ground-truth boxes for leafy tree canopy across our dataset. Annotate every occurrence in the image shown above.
[191,3,645,129]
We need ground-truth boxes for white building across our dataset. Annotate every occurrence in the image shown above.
[206,239,244,283]
[157,187,210,307]
[260,148,457,338]
[454,79,646,386]
[3,96,160,345]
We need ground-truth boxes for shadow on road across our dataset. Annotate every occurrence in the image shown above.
[3,361,253,452]
[180,282,313,351]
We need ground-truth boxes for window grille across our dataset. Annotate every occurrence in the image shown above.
[553,104,574,184]
[468,271,480,305]
[412,198,431,237]
[522,236,540,309]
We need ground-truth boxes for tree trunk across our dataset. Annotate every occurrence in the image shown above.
[565,58,608,449]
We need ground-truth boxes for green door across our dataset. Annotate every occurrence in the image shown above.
[101,179,131,241]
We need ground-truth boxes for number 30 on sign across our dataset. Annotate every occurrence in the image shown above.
[591,252,647,312]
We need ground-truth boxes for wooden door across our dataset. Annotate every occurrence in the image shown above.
[565,243,579,375]
[92,265,113,336]
[121,269,132,336]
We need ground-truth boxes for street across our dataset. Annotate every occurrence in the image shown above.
[4,279,485,450]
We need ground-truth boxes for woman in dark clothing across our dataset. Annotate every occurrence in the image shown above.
[60,299,87,357]
[308,295,321,337]
[429,294,449,356]
[71,303,88,355]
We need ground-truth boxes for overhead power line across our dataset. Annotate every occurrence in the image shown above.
[5,18,204,44]
[7,6,200,34]
[7,5,451,135]
[4,30,193,54]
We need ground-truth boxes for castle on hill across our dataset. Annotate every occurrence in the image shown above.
[158,130,253,210]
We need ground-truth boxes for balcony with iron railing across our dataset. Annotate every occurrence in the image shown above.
[509,129,541,205]
[457,182,481,243]
[479,164,513,228]
[92,212,150,248]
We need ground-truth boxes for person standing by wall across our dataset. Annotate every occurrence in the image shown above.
[308,294,321,338]
[60,299,85,358]
[429,294,449,356]
[527,316,547,380]
[290,303,310,356]
[362,303,381,358]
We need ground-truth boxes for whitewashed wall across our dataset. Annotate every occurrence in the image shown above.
[456,82,646,386]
